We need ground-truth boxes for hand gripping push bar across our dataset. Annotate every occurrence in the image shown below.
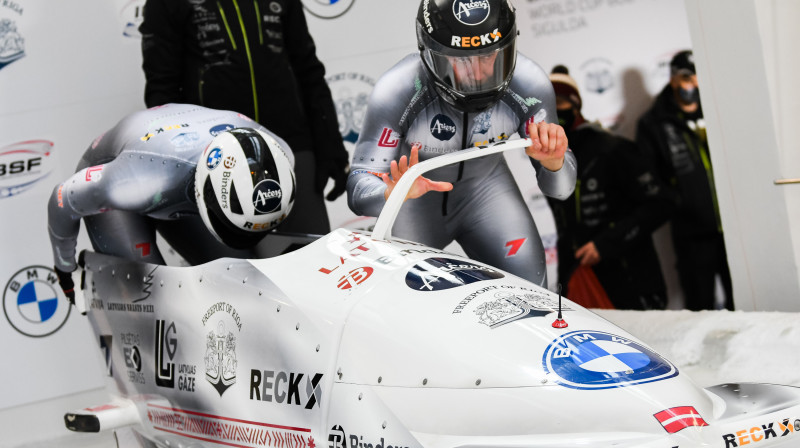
[371,138,533,241]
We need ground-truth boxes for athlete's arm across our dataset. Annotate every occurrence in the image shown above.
[47,160,163,272]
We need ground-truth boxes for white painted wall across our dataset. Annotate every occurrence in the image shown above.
[754,0,800,298]
[683,0,800,311]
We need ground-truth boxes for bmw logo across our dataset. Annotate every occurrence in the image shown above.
[206,148,223,170]
[542,330,678,390]
[3,266,71,338]
[301,0,355,19]
[453,0,490,26]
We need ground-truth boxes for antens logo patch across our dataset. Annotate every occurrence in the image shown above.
[378,127,399,148]
[252,179,283,214]
[430,115,457,141]
[405,257,503,291]
[542,330,678,390]
[453,0,490,26]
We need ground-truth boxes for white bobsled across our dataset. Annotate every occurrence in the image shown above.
[68,139,800,448]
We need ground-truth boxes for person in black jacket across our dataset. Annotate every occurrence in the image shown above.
[139,0,348,237]
[548,66,677,310]
[636,50,733,310]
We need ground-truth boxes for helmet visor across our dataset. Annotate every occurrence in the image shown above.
[423,38,516,96]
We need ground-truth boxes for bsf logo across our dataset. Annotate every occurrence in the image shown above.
[3,266,71,338]
[0,140,54,199]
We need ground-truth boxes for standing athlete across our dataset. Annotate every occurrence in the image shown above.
[346,0,576,286]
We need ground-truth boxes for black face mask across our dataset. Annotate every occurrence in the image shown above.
[557,108,576,131]
[678,86,699,104]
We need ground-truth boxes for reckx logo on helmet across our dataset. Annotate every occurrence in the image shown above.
[451,28,501,48]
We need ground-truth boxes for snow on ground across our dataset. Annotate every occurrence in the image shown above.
[596,309,800,388]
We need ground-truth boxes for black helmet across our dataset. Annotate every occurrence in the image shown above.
[417,0,517,112]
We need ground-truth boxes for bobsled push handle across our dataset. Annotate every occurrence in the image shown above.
[371,138,533,241]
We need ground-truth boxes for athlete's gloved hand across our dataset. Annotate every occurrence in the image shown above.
[54,266,76,305]
[325,163,350,201]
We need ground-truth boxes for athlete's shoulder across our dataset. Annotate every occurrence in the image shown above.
[371,54,429,103]
[508,53,553,95]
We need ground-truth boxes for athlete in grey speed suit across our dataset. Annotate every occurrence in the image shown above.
[47,104,295,298]
[346,0,576,287]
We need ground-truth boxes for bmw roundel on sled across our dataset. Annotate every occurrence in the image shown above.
[66,140,800,448]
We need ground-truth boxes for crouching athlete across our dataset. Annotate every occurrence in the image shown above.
[346,0,577,287]
[47,103,296,302]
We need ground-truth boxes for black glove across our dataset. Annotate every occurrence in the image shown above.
[54,266,75,305]
[325,163,350,201]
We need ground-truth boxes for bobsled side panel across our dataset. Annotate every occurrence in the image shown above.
[82,251,336,448]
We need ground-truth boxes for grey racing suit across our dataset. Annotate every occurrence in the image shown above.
[346,54,577,287]
[47,103,293,272]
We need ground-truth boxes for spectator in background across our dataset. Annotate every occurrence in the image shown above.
[139,0,349,237]
[636,50,734,310]
[548,65,676,310]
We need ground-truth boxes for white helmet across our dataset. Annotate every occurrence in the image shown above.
[195,128,295,248]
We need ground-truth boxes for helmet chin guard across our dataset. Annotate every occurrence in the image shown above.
[195,128,295,249]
